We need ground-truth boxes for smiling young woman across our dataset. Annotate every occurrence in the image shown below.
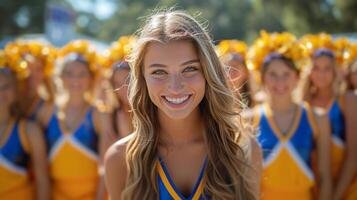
[104,9,262,200]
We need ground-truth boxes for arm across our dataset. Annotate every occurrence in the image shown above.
[313,109,333,200]
[242,136,263,200]
[36,102,54,130]
[25,121,51,200]
[93,110,116,200]
[104,138,129,200]
[334,93,357,200]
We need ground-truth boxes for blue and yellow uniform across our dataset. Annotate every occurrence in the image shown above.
[157,157,208,200]
[254,103,318,200]
[0,119,34,200]
[46,108,99,200]
[327,97,345,179]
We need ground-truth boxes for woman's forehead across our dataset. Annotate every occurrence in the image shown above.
[143,40,199,67]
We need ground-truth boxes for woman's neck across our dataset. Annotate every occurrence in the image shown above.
[314,87,334,100]
[64,95,88,110]
[158,109,205,147]
[268,95,295,113]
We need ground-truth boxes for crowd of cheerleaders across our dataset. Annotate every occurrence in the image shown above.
[0,30,357,200]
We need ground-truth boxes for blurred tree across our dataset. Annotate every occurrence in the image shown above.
[335,0,357,32]
[0,0,356,44]
[0,0,46,39]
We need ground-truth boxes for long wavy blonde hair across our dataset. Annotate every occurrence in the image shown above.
[124,9,257,200]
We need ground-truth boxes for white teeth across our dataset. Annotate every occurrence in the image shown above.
[165,95,189,104]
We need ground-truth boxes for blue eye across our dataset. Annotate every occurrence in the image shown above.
[183,66,198,72]
[152,70,167,75]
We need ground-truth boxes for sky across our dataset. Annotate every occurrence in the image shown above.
[65,0,117,20]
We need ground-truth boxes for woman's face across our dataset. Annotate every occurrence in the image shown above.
[61,61,92,96]
[143,40,206,120]
[25,55,45,90]
[310,55,335,90]
[0,73,16,110]
[112,69,130,105]
[263,59,298,98]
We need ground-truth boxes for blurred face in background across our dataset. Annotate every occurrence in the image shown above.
[310,55,335,90]
[61,60,92,97]
[25,54,45,92]
[0,71,16,110]
[112,68,130,106]
[224,54,248,90]
[263,59,298,100]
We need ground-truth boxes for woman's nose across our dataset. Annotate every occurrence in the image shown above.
[168,74,184,93]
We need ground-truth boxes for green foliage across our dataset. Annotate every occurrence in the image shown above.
[1,0,356,43]
[0,0,46,39]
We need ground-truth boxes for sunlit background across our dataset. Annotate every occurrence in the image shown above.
[1,0,356,49]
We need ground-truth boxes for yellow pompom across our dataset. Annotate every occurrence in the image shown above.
[98,35,136,70]
[216,39,247,61]
[343,42,357,65]
[59,40,98,75]
[4,40,57,79]
[298,33,347,66]
[247,30,303,72]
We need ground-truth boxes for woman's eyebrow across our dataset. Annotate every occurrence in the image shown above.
[149,59,200,68]
[181,59,200,66]
[149,63,167,68]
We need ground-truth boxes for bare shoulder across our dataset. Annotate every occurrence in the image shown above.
[239,135,262,198]
[104,134,134,175]
[239,134,262,170]
[104,134,134,199]
[247,136,262,168]
[105,134,133,165]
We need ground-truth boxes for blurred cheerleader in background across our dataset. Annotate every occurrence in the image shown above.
[96,36,136,141]
[4,41,56,122]
[247,31,332,200]
[217,40,254,107]
[333,41,357,200]
[0,50,50,200]
[36,40,110,200]
[300,34,347,184]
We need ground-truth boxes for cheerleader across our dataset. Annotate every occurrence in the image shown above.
[109,61,132,138]
[4,40,56,122]
[36,40,109,200]
[300,34,346,182]
[247,31,332,200]
[96,36,136,140]
[217,40,253,107]
[104,10,262,200]
[334,42,357,200]
[0,51,50,200]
